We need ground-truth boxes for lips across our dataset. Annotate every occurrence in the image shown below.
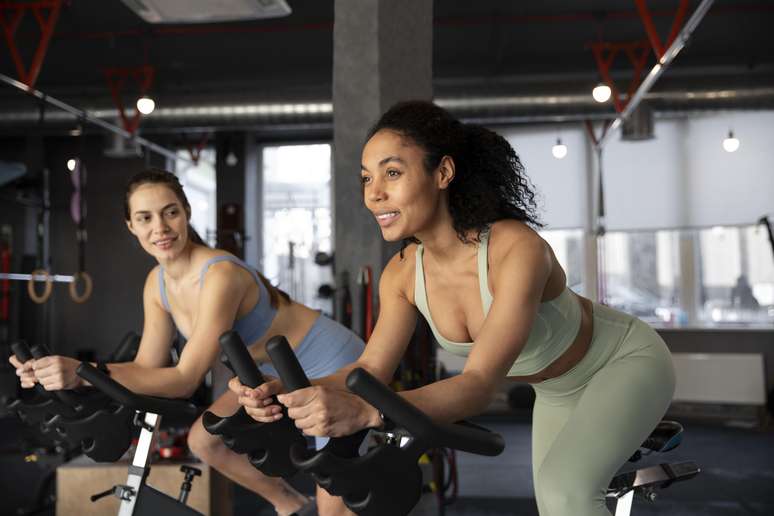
[374,210,400,227]
[153,236,177,249]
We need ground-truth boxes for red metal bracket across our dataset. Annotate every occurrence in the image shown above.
[104,65,155,134]
[182,132,211,164]
[634,0,690,60]
[584,119,611,148]
[0,0,62,88]
[590,40,651,113]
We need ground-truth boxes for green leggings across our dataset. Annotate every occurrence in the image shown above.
[531,303,675,516]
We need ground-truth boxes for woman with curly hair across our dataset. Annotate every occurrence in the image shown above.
[233,101,676,516]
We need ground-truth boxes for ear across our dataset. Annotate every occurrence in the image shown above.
[126,219,136,236]
[436,155,456,190]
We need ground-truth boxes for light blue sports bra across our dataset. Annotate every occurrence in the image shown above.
[414,231,582,377]
[158,255,276,344]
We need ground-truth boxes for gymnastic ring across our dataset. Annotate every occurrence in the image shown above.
[27,269,53,304]
[69,271,93,303]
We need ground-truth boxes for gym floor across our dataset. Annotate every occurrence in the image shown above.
[234,417,774,516]
[1,413,772,515]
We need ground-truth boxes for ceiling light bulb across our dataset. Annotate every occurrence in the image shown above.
[552,139,568,159]
[225,151,238,167]
[592,83,612,103]
[136,96,156,115]
[66,158,77,172]
[722,131,740,153]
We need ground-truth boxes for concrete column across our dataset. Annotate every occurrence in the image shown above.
[583,134,600,302]
[243,135,262,270]
[333,0,433,337]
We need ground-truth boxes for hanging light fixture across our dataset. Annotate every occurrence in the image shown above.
[551,138,568,159]
[136,95,156,115]
[722,130,740,153]
[592,82,612,103]
[66,158,78,172]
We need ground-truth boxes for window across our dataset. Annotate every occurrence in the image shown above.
[540,228,585,295]
[697,225,774,326]
[599,230,683,326]
[262,144,333,314]
[175,149,216,245]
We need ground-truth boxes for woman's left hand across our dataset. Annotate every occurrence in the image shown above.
[32,356,83,391]
[277,385,381,437]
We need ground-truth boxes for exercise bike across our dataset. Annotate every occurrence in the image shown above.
[75,363,204,516]
[606,420,699,516]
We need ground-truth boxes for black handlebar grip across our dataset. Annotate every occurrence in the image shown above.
[28,343,84,410]
[10,341,58,403]
[28,343,53,360]
[265,336,311,392]
[435,420,505,457]
[76,363,198,418]
[346,368,434,438]
[10,341,33,362]
[345,368,505,456]
[219,331,264,389]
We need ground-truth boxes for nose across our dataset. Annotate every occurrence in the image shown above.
[367,176,387,204]
[151,215,170,234]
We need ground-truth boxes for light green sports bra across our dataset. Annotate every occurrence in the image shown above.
[414,230,582,377]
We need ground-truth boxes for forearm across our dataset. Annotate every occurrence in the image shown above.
[311,359,391,391]
[102,362,198,399]
[398,372,496,424]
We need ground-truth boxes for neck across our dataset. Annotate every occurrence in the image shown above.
[159,241,195,280]
[414,208,474,265]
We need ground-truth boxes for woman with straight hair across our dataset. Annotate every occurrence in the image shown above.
[11,168,363,516]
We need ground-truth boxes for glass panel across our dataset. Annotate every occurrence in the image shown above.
[599,230,683,326]
[262,144,333,315]
[697,225,774,326]
[539,228,585,295]
[175,149,216,246]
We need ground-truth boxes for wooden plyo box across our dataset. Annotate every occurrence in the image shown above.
[56,455,232,516]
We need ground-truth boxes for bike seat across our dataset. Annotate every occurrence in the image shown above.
[641,420,683,453]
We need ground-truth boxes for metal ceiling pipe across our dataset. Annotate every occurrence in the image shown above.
[597,0,715,148]
[0,87,772,131]
[0,71,192,163]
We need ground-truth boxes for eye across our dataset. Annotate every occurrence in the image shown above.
[386,168,401,178]
[360,175,371,185]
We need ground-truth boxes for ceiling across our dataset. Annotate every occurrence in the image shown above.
[0,0,772,133]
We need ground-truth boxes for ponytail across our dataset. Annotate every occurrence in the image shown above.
[188,225,208,247]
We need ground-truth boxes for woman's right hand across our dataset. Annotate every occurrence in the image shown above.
[228,376,285,423]
[8,355,37,389]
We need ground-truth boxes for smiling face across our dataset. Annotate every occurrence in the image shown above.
[360,129,454,242]
[125,182,190,261]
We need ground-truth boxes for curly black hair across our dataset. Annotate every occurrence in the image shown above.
[366,100,542,247]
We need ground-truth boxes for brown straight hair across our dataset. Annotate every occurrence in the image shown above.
[125,168,290,308]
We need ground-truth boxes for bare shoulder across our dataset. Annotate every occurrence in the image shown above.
[143,264,161,292]
[143,265,165,308]
[381,243,419,303]
[196,249,250,287]
[488,220,552,272]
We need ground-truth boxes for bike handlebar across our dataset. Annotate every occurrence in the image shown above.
[76,363,198,418]
[219,331,265,388]
[346,368,504,456]
[266,336,312,392]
